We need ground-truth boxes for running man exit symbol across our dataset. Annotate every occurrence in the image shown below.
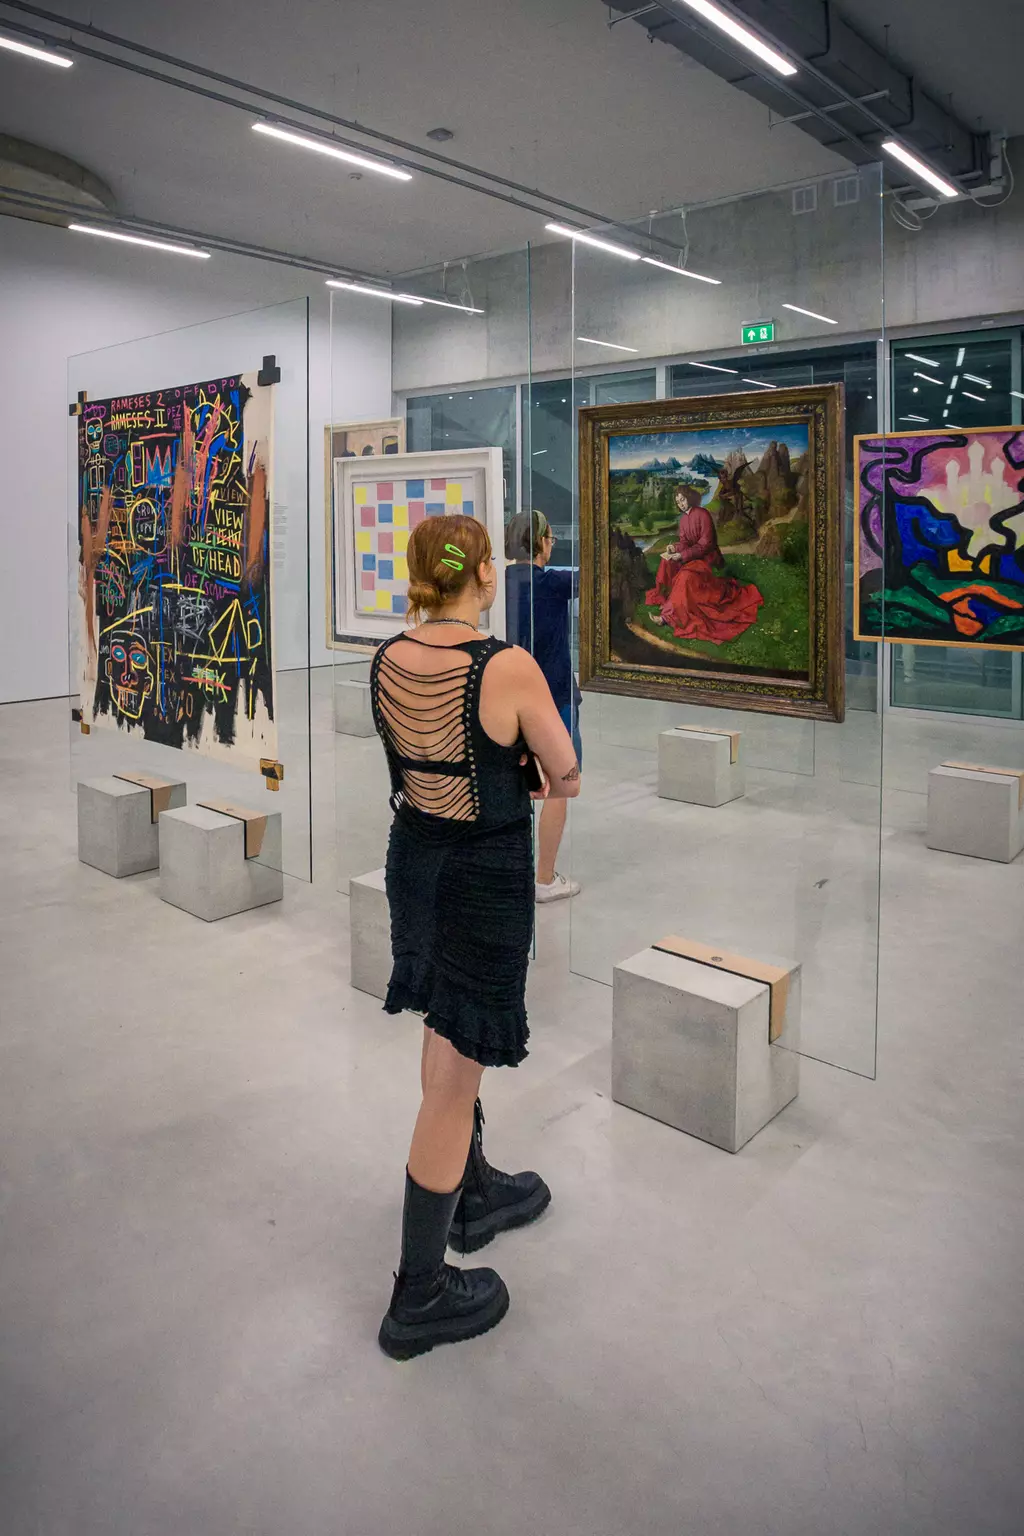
[742,322,775,345]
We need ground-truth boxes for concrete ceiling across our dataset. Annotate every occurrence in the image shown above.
[837,0,1024,137]
[0,0,1018,277]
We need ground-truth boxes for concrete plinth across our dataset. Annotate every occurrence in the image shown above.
[334,679,376,737]
[77,775,186,877]
[349,867,391,999]
[612,945,800,1154]
[158,805,283,922]
[927,765,1024,864]
[658,727,744,807]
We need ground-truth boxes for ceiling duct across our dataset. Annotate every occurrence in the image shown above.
[605,0,987,186]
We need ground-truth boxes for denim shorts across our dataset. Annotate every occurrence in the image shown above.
[558,702,583,767]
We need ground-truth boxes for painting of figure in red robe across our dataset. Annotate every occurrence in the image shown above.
[609,423,811,678]
[579,386,845,722]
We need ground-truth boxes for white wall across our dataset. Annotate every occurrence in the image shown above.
[0,216,393,703]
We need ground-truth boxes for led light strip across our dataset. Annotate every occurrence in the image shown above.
[0,33,72,66]
[326,280,422,305]
[69,224,211,258]
[675,0,797,77]
[253,122,412,181]
[783,302,837,325]
[641,256,720,285]
[545,223,641,261]
[882,141,959,199]
[576,336,639,353]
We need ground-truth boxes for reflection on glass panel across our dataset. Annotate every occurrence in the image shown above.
[406,386,516,514]
[889,329,1023,720]
[524,370,656,552]
[891,334,1016,434]
[669,346,879,708]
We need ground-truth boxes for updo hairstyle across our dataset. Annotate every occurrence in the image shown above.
[406,513,493,623]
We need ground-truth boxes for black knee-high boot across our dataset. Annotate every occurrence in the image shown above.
[449,1101,552,1255]
[378,1170,510,1360]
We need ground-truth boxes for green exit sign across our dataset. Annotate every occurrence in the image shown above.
[742,321,775,345]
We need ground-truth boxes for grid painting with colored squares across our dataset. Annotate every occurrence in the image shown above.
[354,475,475,615]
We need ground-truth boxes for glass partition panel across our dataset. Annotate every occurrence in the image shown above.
[67,298,312,880]
[332,254,532,893]
[567,166,886,1078]
[888,328,1023,719]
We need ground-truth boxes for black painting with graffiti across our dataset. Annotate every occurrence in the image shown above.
[77,371,276,770]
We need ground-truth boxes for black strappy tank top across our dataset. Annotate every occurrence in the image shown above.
[370,633,532,842]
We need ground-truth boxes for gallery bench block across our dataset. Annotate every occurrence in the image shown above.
[77,774,186,878]
[612,944,800,1154]
[334,677,376,737]
[658,727,744,807]
[158,805,283,922]
[349,867,391,1000]
[926,764,1024,864]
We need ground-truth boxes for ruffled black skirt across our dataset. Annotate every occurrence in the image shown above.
[383,815,534,1068]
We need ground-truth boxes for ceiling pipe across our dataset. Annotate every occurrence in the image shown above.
[606,0,988,187]
[0,0,692,255]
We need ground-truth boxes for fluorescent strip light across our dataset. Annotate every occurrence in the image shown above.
[576,336,639,353]
[68,224,211,259]
[783,302,837,325]
[957,347,966,366]
[882,140,959,200]
[942,409,950,418]
[641,255,720,285]
[252,122,411,181]
[743,378,777,389]
[677,0,797,76]
[326,280,422,305]
[545,222,641,261]
[962,391,986,402]
[0,33,73,66]
[1011,391,1024,401]
[688,361,739,374]
[900,415,929,423]
[950,374,960,389]
[913,371,944,386]
[905,352,939,367]
[399,293,485,314]
[963,373,992,387]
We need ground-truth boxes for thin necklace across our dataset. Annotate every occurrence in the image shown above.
[422,618,478,629]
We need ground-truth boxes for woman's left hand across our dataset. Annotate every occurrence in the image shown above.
[520,752,550,800]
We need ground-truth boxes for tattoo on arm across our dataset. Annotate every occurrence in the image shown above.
[561,762,580,783]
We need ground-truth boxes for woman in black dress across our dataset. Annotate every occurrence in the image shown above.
[371,513,580,1359]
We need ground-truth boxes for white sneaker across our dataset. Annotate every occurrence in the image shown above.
[535,872,581,903]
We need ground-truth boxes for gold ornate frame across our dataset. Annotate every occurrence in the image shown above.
[578,384,845,723]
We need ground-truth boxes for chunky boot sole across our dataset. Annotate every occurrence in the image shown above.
[377,1279,510,1361]
[448,1181,551,1255]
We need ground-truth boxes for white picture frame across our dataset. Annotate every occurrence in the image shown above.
[331,447,506,645]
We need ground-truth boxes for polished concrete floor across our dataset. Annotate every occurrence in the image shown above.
[2,689,1023,1535]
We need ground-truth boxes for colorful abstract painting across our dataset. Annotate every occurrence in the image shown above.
[77,373,276,769]
[579,387,845,722]
[855,428,1024,646]
[355,476,475,617]
[331,448,504,644]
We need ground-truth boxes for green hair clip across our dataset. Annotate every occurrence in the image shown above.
[441,542,466,571]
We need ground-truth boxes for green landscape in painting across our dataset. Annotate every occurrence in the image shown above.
[607,424,812,678]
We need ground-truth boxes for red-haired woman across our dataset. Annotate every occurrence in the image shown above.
[370,513,580,1359]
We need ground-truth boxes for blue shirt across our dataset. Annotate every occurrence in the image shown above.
[505,564,580,713]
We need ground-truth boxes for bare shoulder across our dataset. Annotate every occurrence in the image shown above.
[487,644,545,687]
